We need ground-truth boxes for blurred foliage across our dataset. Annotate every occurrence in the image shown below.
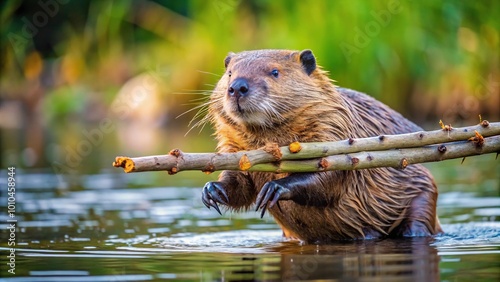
[0,0,499,173]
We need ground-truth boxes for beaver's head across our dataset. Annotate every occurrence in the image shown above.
[211,49,326,128]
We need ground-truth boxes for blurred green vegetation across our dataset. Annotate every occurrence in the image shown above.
[0,0,499,178]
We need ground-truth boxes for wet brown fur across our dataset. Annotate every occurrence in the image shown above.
[206,49,442,243]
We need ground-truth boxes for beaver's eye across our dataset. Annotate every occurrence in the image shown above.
[271,69,279,78]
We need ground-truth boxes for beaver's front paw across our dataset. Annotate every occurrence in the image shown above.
[201,181,229,215]
[255,180,292,218]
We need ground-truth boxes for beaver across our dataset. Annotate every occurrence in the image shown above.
[201,49,442,243]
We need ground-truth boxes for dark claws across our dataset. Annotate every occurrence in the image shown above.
[212,202,222,215]
[255,181,291,217]
[260,202,267,218]
[276,202,283,213]
[270,191,283,208]
[201,192,222,215]
[202,182,229,215]
[255,184,269,211]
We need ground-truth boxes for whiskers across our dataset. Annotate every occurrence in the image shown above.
[196,70,221,78]
[177,85,295,135]
[243,94,292,129]
[175,89,224,136]
[263,94,292,124]
[172,71,225,135]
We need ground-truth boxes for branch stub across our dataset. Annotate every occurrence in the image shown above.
[289,141,302,153]
[169,149,182,157]
[399,158,408,169]
[239,154,252,171]
[264,143,283,160]
[318,158,329,170]
[112,156,135,173]
[437,144,447,153]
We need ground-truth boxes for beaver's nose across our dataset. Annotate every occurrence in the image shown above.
[228,78,249,99]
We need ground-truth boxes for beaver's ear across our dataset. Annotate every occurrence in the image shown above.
[224,52,235,69]
[300,50,316,76]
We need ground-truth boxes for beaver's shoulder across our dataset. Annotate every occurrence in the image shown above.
[336,87,423,135]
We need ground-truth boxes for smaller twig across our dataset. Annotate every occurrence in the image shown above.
[247,135,500,173]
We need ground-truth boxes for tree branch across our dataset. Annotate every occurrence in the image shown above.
[113,121,500,174]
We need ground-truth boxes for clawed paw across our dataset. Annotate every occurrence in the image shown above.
[255,181,291,218]
[201,181,229,215]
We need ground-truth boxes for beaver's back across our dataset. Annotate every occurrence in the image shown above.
[337,87,422,136]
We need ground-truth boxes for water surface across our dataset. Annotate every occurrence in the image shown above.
[0,155,499,281]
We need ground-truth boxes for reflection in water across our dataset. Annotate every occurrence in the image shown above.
[274,238,439,281]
